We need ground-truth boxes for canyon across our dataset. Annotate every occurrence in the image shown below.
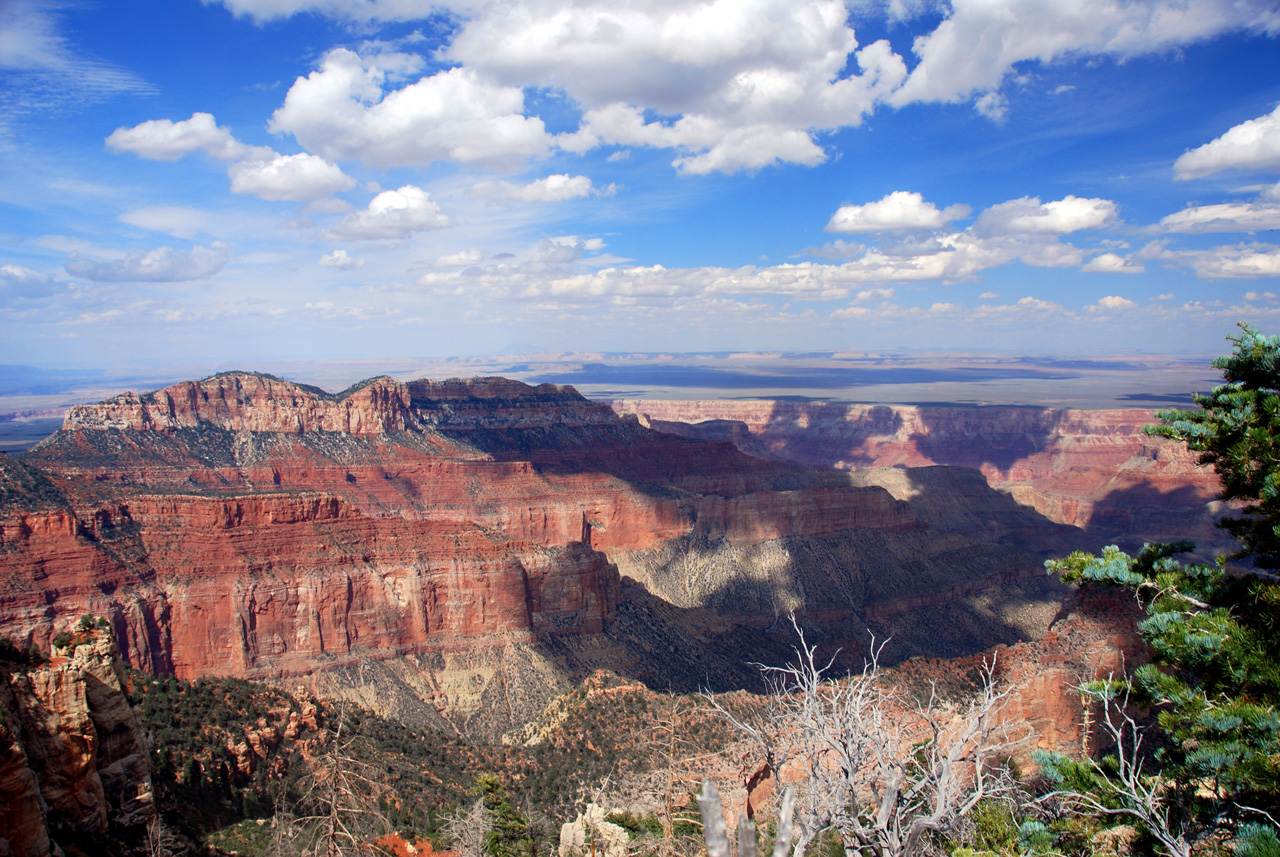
[0,372,1124,732]
[0,370,1226,854]
[0,630,154,857]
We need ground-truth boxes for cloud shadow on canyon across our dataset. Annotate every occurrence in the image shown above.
[1077,479,1228,561]
[548,460,1087,700]
[651,400,1072,475]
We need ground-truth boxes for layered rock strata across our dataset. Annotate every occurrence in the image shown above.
[2,372,1090,733]
[613,400,1224,556]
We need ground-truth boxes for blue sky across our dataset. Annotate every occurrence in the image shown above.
[2,0,1280,370]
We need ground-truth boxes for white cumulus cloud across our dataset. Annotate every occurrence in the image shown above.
[269,49,554,170]
[108,113,355,202]
[1175,105,1280,179]
[826,191,971,233]
[436,248,486,268]
[204,0,1279,175]
[1188,244,1280,279]
[64,243,230,283]
[468,174,598,203]
[0,264,53,285]
[319,249,365,269]
[890,0,1280,114]
[1015,296,1062,312]
[207,0,429,23]
[415,228,1099,304]
[973,195,1117,236]
[229,153,357,201]
[1082,252,1145,274]
[326,185,451,240]
[106,112,270,162]
[1090,295,1138,311]
[1160,200,1280,233]
[1148,241,1280,279]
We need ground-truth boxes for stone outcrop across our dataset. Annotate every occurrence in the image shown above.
[890,585,1148,765]
[0,631,153,857]
[558,804,631,857]
[613,400,1225,556]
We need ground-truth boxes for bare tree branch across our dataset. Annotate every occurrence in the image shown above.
[698,780,797,857]
[708,616,1021,857]
[1039,685,1193,857]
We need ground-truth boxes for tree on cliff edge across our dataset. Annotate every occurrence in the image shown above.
[1150,322,1280,568]
[1041,323,1280,854]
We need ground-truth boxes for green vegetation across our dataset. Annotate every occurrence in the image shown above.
[26,325,1280,857]
[1149,323,1280,568]
[605,810,664,839]
[478,773,533,857]
[0,636,45,668]
[1036,323,1280,855]
[120,668,742,857]
[129,674,491,847]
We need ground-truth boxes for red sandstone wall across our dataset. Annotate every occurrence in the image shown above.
[614,400,1225,552]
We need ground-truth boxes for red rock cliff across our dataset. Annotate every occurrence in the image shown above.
[613,400,1224,555]
[63,373,413,436]
[1,372,1097,720]
[3,373,938,687]
[0,631,153,857]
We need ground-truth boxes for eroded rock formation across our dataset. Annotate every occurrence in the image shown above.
[613,400,1224,556]
[1,372,1092,734]
[0,631,153,857]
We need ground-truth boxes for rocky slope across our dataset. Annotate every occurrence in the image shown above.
[0,630,153,857]
[613,400,1225,557]
[1,372,1090,734]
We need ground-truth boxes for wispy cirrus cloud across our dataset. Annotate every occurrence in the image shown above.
[0,0,155,143]
[468,174,610,204]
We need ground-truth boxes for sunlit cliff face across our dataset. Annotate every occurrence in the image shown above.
[2,372,1105,729]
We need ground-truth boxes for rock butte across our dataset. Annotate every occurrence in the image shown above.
[0,372,1209,736]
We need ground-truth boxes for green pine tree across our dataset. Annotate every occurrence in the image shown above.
[1149,323,1280,568]
[1040,323,1280,854]
[476,773,532,857]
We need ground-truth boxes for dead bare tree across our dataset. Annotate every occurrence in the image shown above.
[276,701,395,857]
[446,798,493,857]
[698,779,796,857]
[142,814,187,857]
[709,619,1020,857]
[646,692,729,849]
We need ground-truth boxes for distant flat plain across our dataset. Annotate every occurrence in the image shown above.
[0,352,1220,453]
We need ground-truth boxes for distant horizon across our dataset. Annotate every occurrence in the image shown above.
[0,352,1225,446]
